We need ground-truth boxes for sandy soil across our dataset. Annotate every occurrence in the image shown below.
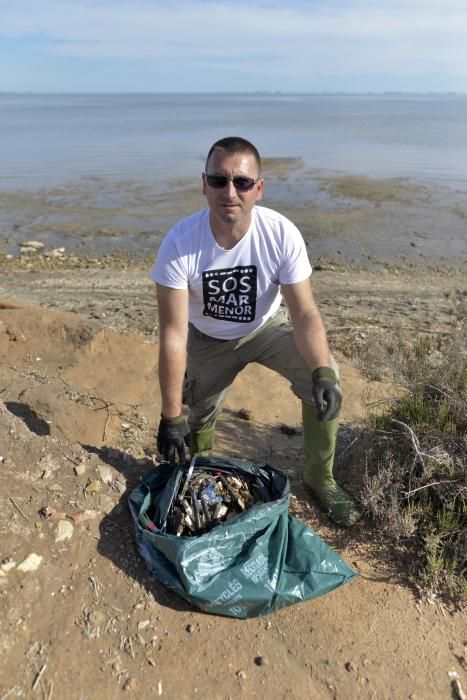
[0,257,465,700]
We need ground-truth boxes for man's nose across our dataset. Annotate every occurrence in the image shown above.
[224,179,237,196]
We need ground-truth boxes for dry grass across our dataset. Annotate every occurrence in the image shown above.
[355,329,466,605]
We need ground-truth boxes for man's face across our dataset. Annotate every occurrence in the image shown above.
[202,150,263,232]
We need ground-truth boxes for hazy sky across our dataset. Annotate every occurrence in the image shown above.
[1,0,466,93]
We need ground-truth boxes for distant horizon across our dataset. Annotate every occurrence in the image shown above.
[1,90,466,97]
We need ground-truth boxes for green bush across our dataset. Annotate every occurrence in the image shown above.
[357,332,466,605]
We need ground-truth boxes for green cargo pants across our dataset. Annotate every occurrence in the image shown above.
[182,306,340,431]
[182,309,360,526]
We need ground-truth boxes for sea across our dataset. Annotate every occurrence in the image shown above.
[1,93,467,191]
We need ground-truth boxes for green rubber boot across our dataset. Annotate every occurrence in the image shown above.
[302,402,360,527]
[190,426,216,457]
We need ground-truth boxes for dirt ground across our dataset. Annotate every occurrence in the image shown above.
[0,260,466,700]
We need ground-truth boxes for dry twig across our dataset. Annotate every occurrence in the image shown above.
[8,495,30,522]
[32,663,47,691]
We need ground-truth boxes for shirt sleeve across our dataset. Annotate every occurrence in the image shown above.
[277,222,312,285]
[151,231,189,289]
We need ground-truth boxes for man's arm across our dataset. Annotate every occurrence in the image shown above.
[156,284,189,418]
[281,277,331,372]
[282,277,340,421]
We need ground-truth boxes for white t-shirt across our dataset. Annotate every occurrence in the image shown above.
[151,205,312,340]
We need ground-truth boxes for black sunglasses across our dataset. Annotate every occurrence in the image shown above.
[204,173,260,192]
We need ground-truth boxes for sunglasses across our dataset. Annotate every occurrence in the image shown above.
[204,173,260,192]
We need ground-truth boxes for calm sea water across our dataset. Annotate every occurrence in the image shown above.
[1,93,467,191]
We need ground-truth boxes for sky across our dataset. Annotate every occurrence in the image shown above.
[1,0,466,93]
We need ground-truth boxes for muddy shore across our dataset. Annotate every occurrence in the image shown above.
[1,166,466,270]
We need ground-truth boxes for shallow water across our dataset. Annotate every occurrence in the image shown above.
[2,93,467,190]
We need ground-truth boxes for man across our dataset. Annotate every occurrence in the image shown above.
[152,136,359,527]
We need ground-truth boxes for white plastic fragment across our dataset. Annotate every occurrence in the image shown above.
[55,519,74,542]
[18,553,43,572]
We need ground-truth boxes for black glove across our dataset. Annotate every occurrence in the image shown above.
[156,414,188,465]
[311,367,342,421]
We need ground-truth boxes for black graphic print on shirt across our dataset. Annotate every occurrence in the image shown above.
[202,266,257,323]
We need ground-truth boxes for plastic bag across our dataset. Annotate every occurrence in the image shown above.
[128,456,356,618]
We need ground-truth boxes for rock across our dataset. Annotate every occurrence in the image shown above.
[279,424,301,436]
[97,465,113,484]
[238,408,252,420]
[18,553,43,572]
[1,558,16,573]
[86,479,102,494]
[19,240,44,250]
[137,620,151,631]
[98,494,116,514]
[74,462,87,476]
[20,246,40,255]
[38,454,62,479]
[345,661,356,672]
[185,624,194,633]
[55,519,74,542]
[254,656,268,666]
[88,610,106,627]
[124,677,138,692]
[45,248,66,259]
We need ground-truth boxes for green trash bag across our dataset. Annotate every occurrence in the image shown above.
[128,456,356,618]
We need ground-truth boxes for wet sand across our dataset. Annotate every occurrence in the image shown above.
[0,162,466,271]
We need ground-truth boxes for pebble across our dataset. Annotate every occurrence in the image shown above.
[98,465,114,484]
[20,246,39,255]
[236,670,247,679]
[55,519,74,542]
[238,408,252,420]
[20,240,44,250]
[17,553,43,572]
[1,559,16,573]
[74,462,87,476]
[254,656,268,666]
[86,479,102,494]
[185,624,194,633]
[88,610,106,627]
[345,661,356,672]
[124,677,138,692]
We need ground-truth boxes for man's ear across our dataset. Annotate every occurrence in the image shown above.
[255,178,264,203]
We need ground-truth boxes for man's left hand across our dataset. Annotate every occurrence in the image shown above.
[311,367,342,421]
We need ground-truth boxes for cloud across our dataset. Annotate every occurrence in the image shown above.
[1,0,467,84]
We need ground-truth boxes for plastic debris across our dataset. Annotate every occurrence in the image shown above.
[18,553,43,572]
[164,469,266,537]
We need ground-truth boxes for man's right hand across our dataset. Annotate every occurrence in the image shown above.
[156,415,188,465]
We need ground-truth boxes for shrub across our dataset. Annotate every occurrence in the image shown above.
[356,331,466,605]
